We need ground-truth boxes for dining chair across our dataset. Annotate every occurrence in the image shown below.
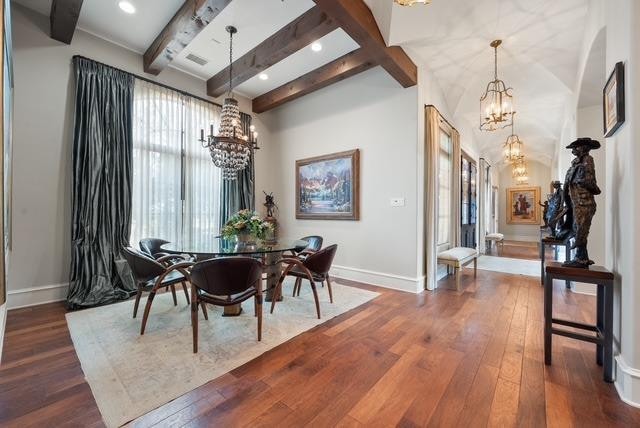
[290,235,323,259]
[122,247,202,335]
[271,244,338,319]
[139,237,190,304]
[188,257,264,353]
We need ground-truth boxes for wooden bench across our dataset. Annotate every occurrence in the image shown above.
[485,233,504,254]
[437,247,478,291]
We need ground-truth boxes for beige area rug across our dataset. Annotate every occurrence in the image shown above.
[475,255,540,277]
[66,280,379,427]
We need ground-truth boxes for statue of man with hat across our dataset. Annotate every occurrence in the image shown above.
[561,137,601,268]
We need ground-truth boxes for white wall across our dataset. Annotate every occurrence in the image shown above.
[8,5,268,308]
[257,67,422,292]
[497,160,550,242]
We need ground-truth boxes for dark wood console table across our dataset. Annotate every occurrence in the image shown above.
[544,262,614,382]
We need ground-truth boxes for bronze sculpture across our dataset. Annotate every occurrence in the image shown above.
[559,138,601,268]
[539,200,549,227]
[546,181,564,238]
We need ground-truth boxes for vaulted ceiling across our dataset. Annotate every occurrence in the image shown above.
[366,0,590,164]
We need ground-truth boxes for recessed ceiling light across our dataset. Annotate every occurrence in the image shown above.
[118,1,136,14]
[311,42,322,52]
[259,73,269,80]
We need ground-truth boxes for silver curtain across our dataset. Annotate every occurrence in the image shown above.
[67,57,136,308]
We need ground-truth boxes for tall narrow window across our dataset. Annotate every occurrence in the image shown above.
[437,125,453,249]
[130,80,221,248]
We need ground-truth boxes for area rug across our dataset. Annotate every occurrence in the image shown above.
[474,255,540,277]
[66,280,379,427]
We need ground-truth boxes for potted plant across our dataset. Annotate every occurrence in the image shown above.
[220,209,273,245]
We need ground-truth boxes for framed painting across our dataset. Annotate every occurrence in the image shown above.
[506,186,541,225]
[296,149,360,220]
[603,61,625,137]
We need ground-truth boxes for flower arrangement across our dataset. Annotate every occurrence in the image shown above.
[220,209,272,241]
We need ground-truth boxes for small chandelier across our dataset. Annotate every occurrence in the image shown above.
[503,114,523,163]
[512,156,527,180]
[394,0,431,5]
[199,26,258,181]
[480,40,514,131]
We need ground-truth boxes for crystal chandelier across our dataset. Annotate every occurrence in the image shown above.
[394,0,431,5]
[199,26,258,181]
[512,156,528,184]
[503,114,523,163]
[480,40,514,131]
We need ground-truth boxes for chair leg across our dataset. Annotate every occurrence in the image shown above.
[132,288,143,318]
[326,276,334,304]
[257,295,263,341]
[140,291,156,335]
[170,285,177,306]
[270,278,284,314]
[310,279,321,319]
[200,301,209,320]
[293,278,301,297]
[191,286,199,353]
[181,282,190,304]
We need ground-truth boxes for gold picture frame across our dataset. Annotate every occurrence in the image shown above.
[506,186,541,225]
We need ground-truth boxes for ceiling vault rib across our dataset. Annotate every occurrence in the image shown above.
[206,6,340,98]
[50,0,84,44]
[252,48,376,113]
[143,0,233,76]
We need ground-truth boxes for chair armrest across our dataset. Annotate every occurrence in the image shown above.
[156,254,189,266]
[155,261,194,287]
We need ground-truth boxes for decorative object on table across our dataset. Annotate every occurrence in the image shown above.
[262,191,278,242]
[503,113,523,162]
[394,0,431,6]
[506,186,541,225]
[538,200,549,228]
[199,26,259,180]
[603,61,625,137]
[480,40,514,131]
[296,149,360,220]
[558,138,601,268]
[546,181,565,238]
[220,209,272,245]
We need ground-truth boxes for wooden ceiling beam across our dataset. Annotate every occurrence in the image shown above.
[207,6,339,98]
[252,48,375,113]
[312,0,417,88]
[50,0,84,44]
[143,0,232,75]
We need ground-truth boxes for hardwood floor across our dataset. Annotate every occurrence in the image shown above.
[1,271,638,427]
[487,240,554,261]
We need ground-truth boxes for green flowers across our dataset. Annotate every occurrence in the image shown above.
[221,209,272,240]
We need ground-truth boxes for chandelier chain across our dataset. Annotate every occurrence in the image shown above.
[228,29,233,96]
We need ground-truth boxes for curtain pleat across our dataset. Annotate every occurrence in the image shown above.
[451,128,462,247]
[424,106,440,291]
[219,112,256,229]
[68,57,136,308]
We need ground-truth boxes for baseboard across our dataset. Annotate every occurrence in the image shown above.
[330,265,423,293]
[0,303,6,364]
[7,283,68,309]
[615,355,640,408]
[571,282,597,296]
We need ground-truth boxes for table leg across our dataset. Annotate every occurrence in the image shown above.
[544,273,552,365]
[565,242,571,288]
[604,283,614,383]
[265,251,283,302]
[540,243,545,285]
[596,284,604,366]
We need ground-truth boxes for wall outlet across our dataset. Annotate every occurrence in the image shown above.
[390,197,405,207]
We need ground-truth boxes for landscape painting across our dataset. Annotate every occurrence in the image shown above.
[296,149,360,220]
[506,186,541,225]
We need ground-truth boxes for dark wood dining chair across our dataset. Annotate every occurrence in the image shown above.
[271,244,338,319]
[122,247,203,335]
[139,238,190,305]
[290,235,323,259]
[188,257,264,353]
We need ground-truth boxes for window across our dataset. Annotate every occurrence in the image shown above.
[130,80,221,249]
[437,125,453,249]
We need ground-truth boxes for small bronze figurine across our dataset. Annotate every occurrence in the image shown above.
[539,200,550,228]
[560,138,601,268]
[263,191,278,242]
[546,181,565,238]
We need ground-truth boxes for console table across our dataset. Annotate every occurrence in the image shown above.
[540,236,572,288]
[544,262,614,382]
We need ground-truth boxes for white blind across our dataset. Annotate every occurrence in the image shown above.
[130,79,221,249]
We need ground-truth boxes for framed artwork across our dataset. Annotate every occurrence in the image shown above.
[506,186,541,225]
[296,149,360,220]
[603,61,625,137]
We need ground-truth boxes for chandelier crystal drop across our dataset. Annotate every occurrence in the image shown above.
[480,40,514,131]
[512,156,528,181]
[503,115,523,163]
[199,26,258,181]
[394,0,431,5]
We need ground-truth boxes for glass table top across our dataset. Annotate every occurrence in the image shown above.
[160,237,308,256]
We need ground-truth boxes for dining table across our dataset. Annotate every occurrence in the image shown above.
[160,237,308,316]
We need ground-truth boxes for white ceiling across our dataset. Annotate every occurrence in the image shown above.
[367,0,590,164]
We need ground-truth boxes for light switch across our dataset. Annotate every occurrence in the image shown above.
[390,197,405,207]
